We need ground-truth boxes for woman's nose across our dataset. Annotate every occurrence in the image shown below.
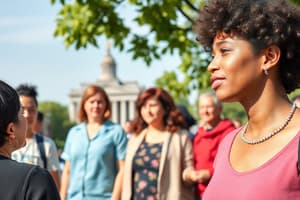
[207,57,219,74]
[142,105,151,113]
[92,101,101,107]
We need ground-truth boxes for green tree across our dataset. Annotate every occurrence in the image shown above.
[50,0,209,102]
[222,102,246,124]
[50,0,300,123]
[291,0,300,5]
[39,101,75,149]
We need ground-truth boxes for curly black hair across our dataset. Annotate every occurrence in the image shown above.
[194,0,300,93]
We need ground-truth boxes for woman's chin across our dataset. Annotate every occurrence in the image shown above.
[215,90,237,103]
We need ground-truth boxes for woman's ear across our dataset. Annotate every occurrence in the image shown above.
[6,122,16,140]
[261,45,281,73]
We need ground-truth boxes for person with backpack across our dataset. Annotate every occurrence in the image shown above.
[12,84,60,190]
[0,80,60,200]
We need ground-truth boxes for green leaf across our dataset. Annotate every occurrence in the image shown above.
[50,0,217,104]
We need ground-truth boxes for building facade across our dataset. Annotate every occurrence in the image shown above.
[68,46,143,125]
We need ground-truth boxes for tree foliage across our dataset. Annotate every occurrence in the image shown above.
[50,0,300,123]
[50,0,209,102]
[39,101,75,149]
[222,102,246,124]
[291,0,300,5]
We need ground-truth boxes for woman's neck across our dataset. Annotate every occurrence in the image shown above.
[147,124,165,133]
[243,95,292,138]
[86,121,103,139]
[87,120,104,129]
[87,116,105,124]
[145,126,166,143]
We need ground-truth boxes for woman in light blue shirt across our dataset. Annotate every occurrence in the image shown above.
[60,85,127,200]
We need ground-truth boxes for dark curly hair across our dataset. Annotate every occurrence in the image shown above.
[194,0,300,93]
[132,87,187,134]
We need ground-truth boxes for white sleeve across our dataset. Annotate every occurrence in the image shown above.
[44,137,60,171]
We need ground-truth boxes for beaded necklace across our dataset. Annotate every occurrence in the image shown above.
[240,103,297,145]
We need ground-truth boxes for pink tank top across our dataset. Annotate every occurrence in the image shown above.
[203,129,300,200]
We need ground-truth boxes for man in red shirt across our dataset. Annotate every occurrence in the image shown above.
[190,92,235,199]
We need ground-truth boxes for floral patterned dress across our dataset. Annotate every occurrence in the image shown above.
[132,141,163,200]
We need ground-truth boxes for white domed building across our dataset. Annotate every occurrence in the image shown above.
[68,45,143,125]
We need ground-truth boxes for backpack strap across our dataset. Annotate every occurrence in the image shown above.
[35,134,47,169]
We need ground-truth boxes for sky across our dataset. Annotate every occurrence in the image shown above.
[0,1,180,106]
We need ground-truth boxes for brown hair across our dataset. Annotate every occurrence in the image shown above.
[131,87,187,134]
[78,85,111,122]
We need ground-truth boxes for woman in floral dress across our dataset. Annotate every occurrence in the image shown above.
[122,87,195,200]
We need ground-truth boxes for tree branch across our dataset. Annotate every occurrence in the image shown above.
[176,6,194,23]
[183,0,198,12]
[115,0,126,4]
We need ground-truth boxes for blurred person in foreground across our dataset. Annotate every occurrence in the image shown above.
[123,120,134,139]
[12,84,60,189]
[177,104,197,139]
[60,84,127,200]
[0,80,59,200]
[195,0,300,199]
[122,87,195,200]
[190,92,235,199]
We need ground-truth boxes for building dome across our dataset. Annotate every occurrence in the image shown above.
[69,41,143,124]
[100,42,117,81]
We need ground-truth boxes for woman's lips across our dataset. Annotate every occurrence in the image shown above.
[210,76,225,90]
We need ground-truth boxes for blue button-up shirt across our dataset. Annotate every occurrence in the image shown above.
[62,120,127,200]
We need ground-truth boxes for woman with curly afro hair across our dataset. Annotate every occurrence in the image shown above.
[194,0,300,199]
